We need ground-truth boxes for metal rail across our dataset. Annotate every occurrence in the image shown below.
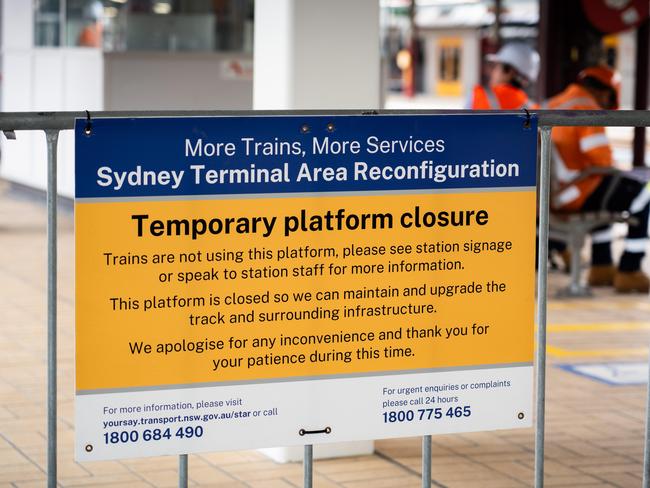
[0,109,649,131]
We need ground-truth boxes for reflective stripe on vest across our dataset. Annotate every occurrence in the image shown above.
[579,133,609,152]
[552,144,580,184]
[485,86,531,110]
[550,97,597,110]
[540,98,582,186]
[553,185,581,207]
[484,86,499,109]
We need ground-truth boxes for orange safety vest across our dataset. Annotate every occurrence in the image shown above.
[471,84,532,110]
[78,23,103,48]
[544,84,613,211]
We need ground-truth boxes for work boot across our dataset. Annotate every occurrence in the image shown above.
[548,249,572,272]
[588,265,616,287]
[614,270,650,293]
[560,249,571,273]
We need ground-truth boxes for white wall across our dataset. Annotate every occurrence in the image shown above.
[291,0,380,109]
[2,0,32,51]
[0,0,105,198]
[104,52,252,110]
[252,1,294,109]
[0,49,103,197]
[0,0,253,197]
[0,0,104,197]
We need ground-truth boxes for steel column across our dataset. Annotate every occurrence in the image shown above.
[179,454,188,487]
[422,435,431,487]
[634,19,649,167]
[644,351,650,488]
[304,445,313,488]
[534,127,552,488]
[45,130,59,488]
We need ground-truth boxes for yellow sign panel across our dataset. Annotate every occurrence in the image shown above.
[77,191,535,391]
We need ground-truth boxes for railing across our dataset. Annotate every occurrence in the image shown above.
[0,109,649,488]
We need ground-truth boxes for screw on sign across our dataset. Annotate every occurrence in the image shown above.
[581,0,649,33]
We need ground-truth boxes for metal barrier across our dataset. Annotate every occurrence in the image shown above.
[0,109,649,488]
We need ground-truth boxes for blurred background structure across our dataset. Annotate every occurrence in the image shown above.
[0,0,648,197]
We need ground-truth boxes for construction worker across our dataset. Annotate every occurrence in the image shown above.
[547,66,650,293]
[470,43,566,268]
[77,1,103,48]
[470,42,540,110]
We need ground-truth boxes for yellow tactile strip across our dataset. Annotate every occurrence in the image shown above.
[547,322,650,359]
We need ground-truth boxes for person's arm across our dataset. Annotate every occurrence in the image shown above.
[577,126,613,168]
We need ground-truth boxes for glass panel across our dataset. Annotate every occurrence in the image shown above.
[36,0,254,51]
[98,0,253,52]
[34,0,62,46]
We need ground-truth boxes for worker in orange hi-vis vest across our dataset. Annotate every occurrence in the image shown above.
[547,66,650,293]
[470,42,540,110]
[77,1,103,48]
[471,43,569,269]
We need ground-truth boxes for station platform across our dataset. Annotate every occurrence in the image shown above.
[1,182,650,487]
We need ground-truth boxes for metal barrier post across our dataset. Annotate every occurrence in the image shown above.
[643,351,650,488]
[304,445,313,488]
[422,435,431,487]
[179,454,188,487]
[535,127,552,488]
[45,129,59,488]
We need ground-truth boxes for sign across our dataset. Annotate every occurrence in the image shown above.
[220,59,253,81]
[559,362,649,385]
[581,0,649,34]
[75,114,537,461]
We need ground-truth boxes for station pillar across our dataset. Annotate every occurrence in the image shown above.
[252,0,379,462]
[253,0,380,110]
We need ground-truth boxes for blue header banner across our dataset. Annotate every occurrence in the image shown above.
[75,114,538,199]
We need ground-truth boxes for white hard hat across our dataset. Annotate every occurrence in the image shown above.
[83,1,104,21]
[486,42,540,82]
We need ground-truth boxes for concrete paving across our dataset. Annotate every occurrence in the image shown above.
[1,183,650,487]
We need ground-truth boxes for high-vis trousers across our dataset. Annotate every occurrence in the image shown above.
[582,174,650,271]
